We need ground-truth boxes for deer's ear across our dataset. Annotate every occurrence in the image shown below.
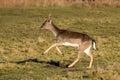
[48,19,52,24]
[47,14,52,24]
[48,14,51,20]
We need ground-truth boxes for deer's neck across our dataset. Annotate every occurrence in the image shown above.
[49,23,60,37]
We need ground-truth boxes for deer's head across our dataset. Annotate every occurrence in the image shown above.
[40,19,52,29]
[40,14,53,30]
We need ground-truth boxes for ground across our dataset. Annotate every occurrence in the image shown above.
[0,6,120,80]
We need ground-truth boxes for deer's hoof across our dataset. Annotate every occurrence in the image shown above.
[61,54,64,56]
[68,65,73,68]
[87,66,91,69]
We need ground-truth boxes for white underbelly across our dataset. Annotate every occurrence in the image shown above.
[62,42,79,47]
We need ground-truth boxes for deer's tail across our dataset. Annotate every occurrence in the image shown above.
[92,39,97,50]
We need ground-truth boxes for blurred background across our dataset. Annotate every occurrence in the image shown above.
[0,0,120,7]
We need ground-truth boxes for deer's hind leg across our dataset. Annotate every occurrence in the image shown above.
[68,47,82,68]
[84,45,93,68]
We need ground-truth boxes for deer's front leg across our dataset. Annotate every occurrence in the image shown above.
[43,43,58,55]
[56,47,63,55]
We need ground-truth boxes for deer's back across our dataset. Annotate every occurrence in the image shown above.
[57,30,93,44]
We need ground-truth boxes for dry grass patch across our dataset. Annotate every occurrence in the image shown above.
[0,63,20,69]
[9,48,19,54]
[37,37,46,43]
[0,47,5,53]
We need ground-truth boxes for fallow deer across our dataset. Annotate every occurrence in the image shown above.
[40,17,97,68]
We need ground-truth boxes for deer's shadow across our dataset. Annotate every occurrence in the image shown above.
[15,58,60,67]
[0,59,89,72]
[0,58,68,68]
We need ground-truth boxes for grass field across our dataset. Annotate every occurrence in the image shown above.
[0,6,120,80]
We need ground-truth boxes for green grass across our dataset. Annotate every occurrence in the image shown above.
[0,7,120,80]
